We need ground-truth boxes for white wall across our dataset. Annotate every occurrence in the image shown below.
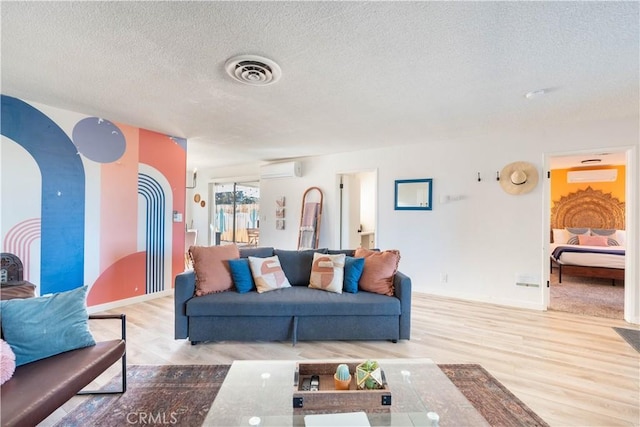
[191,116,639,319]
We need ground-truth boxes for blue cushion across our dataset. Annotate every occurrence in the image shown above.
[0,286,95,366]
[273,248,328,286]
[327,249,356,257]
[239,247,274,258]
[186,286,400,317]
[229,258,255,293]
[344,257,365,293]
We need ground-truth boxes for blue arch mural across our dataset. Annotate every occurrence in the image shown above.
[138,173,166,294]
[1,96,85,294]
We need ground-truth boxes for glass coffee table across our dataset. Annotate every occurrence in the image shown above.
[204,358,489,426]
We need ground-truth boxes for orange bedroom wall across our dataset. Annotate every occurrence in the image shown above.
[550,165,626,204]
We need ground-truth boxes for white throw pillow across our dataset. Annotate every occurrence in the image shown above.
[552,229,568,244]
[309,253,346,294]
[248,255,291,293]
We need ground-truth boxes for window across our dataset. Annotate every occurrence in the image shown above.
[212,182,260,247]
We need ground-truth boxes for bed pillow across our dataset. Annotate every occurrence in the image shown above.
[0,286,95,367]
[590,229,621,246]
[189,245,240,296]
[248,255,291,293]
[355,248,400,296]
[578,235,608,247]
[228,258,255,293]
[343,257,365,293]
[565,228,590,245]
[309,253,346,294]
[552,229,568,244]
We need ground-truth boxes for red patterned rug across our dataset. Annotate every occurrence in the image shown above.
[56,364,547,426]
[439,364,548,427]
[55,365,229,427]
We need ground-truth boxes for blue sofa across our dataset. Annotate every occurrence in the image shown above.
[174,247,411,345]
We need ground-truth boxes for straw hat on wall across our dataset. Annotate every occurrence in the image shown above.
[499,161,539,195]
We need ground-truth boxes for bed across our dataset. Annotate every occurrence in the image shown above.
[550,187,625,284]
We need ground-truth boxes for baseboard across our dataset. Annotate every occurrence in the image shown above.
[87,289,173,314]
[416,289,545,311]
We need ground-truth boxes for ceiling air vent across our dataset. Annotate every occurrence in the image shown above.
[225,55,282,86]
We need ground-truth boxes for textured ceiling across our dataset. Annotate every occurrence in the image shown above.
[1,1,638,170]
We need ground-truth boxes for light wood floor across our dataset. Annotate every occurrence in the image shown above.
[43,292,639,427]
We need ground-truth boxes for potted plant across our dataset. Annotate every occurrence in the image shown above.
[333,363,351,390]
[355,359,384,390]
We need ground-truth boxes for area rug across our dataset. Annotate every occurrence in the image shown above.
[440,364,549,427]
[55,365,229,427]
[613,327,640,352]
[56,364,547,426]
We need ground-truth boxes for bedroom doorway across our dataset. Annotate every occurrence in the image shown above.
[546,149,628,320]
[337,170,377,250]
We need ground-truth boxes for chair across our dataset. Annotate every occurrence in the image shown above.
[247,228,260,247]
[1,253,24,284]
[184,230,198,270]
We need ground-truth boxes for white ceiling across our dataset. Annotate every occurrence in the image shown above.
[1,2,638,171]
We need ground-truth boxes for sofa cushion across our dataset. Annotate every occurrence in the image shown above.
[355,248,400,296]
[343,256,365,293]
[186,286,400,317]
[248,255,292,293]
[0,286,96,366]
[189,245,240,296]
[239,247,274,259]
[327,249,356,257]
[309,253,345,294]
[228,258,255,293]
[273,248,328,286]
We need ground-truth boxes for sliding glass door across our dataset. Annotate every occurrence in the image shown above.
[211,181,259,247]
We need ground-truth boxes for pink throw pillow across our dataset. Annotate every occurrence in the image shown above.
[578,235,609,247]
[354,248,401,296]
[1,339,16,385]
[189,245,240,296]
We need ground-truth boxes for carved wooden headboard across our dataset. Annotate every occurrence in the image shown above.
[551,187,625,230]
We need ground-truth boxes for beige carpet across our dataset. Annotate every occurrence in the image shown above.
[549,270,624,319]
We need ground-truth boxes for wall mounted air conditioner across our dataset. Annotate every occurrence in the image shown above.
[567,169,617,183]
[259,161,302,179]
[186,169,197,188]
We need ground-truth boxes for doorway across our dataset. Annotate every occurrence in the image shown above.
[210,181,260,247]
[546,150,628,319]
[338,170,377,250]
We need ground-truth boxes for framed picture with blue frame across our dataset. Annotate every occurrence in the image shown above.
[394,178,433,210]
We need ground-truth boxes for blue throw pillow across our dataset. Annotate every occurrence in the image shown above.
[343,256,365,293]
[0,286,96,366]
[229,258,255,293]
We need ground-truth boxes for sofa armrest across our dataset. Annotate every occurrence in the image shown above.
[175,270,196,339]
[394,271,411,340]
